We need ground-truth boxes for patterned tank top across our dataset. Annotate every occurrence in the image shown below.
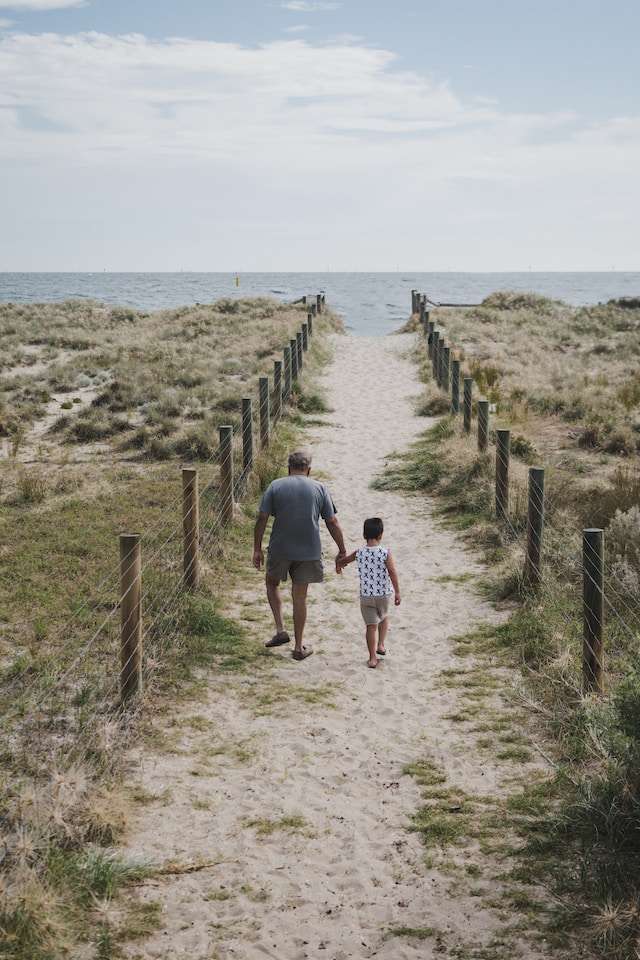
[356,546,392,598]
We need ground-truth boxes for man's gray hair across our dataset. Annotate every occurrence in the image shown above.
[288,450,312,471]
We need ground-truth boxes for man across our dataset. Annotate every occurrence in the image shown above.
[253,450,346,660]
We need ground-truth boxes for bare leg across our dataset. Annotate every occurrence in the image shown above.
[377,616,389,654]
[291,581,309,653]
[366,625,378,667]
[266,576,286,634]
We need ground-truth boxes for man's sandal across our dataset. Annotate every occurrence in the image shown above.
[265,632,290,648]
[292,646,314,661]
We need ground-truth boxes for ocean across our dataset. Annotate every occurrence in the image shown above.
[1,272,639,337]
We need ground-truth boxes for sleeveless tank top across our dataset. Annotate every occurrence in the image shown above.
[356,546,392,598]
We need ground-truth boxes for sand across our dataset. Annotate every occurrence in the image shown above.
[121,333,555,960]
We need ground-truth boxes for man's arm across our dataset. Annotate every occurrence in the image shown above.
[253,512,269,569]
[325,516,347,572]
[386,551,401,605]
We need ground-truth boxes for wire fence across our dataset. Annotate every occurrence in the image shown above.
[1,293,327,773]
[411,289,640,695]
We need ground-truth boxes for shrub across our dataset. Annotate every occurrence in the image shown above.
[145,436,173,460]
[510,434,537,464]
[173,428,216,461]
[16,470,48,504]
[481,290,560,314]
[416,394,451,417]
[69,418,111,443]
[603,427,636,456]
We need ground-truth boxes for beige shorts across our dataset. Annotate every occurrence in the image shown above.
[266,556,324,584]
[360,595,391,625]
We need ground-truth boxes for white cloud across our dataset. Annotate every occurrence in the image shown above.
[283,24,309,33]
[0,30,637,270]
[0,0,86,8]
[281,2,340,11]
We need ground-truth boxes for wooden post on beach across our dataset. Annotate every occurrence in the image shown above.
[321,294,325,307]
[316,294,323,315]
[311,303,317,317]
[432,331,440,379]
[427,320,435,359]
[495,429,510,520]
[437,339,445,389]
[525,467,545,590]
[583,528,604,695]
[283,346,292,400]
[411,290,417,314]
[290,338,299,381]
[120,533,142,703]
[419,297,426,327]
[301,295,307,306]
[219,426,234,524]
[463,378,473,433]
[451,359,460,414]
[302,322,309,352]
[442,345,450,392]
[478,400,489,453]
[296,331,303,371]
[242,398,253,472]
[307,310,313,337]
[272,361,282,422]
[182,468,200,591]
[259,378,270,448]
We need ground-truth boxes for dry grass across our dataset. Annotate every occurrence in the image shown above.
[0,296,341,959]
[395,291,640,958]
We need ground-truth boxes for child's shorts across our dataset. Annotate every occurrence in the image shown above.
[360,595,390,625]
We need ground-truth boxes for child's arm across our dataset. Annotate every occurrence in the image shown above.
[337,550,358,570]
[386,551,401,605]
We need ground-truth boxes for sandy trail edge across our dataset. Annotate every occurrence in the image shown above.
[121,333,555,960]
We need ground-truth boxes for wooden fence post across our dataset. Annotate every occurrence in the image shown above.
[120,533,142,703]
[495,428,510,519]
[219,426,234,524]
[583,528,605,694]
[242,398,253,472]
[321,294,325,307]
[316,293,322,315]
[182,468,199,590]
[419,297,426,327]
[442,345,450,392]
[302,322,309,352]
[411,289,417,314]
[272,360,282,422]
[301,295,307,306]
[478,399,489,452]
[307,310,313,337]
[427,320,435,359]
[432,331,440,378]
[437,338,445,389]
[296,331,303,372]
[525,467,545,589]
[451,359,460,413]
[463,378,473,433]
[283,346,292,400]
[290,338,299,381]
[259,378,270,448]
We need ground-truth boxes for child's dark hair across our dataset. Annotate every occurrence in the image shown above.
[363,517,384,540]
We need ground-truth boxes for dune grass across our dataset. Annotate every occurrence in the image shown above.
[0,295,340,960]
[392,292,640,958]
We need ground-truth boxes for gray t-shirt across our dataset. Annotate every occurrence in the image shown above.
[259,475,336,561]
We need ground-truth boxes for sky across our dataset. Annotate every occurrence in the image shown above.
[0,0,638,271]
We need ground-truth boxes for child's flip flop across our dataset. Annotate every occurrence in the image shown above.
[265,632,290,648]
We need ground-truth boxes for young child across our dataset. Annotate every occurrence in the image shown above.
[339,517,401,668]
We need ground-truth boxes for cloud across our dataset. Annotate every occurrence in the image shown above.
[283,24,309,33]
[0,30,637,270]
[281,2,340,11]
[0,0,86,9]
[0,16,13,24]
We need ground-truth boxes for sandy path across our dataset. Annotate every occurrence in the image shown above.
[123,334,553,960]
